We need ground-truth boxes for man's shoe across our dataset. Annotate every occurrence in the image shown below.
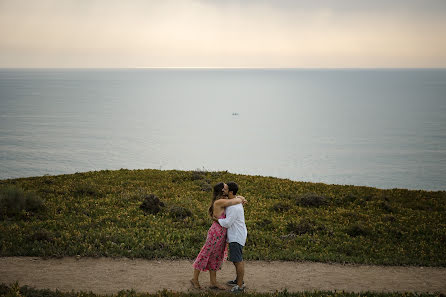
[231,285,245,293]
[227,280,245,286]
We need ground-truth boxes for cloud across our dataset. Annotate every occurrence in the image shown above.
[0,0,445,67]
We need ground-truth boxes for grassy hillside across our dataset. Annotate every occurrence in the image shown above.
[0,169,445,266]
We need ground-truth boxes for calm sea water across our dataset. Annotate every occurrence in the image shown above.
[0,69,445,191]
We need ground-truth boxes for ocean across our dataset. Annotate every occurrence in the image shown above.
[0,69,445,191]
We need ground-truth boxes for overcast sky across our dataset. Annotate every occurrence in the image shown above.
[1,0,446,68]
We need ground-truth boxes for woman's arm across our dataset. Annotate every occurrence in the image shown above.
[215,196,247,208]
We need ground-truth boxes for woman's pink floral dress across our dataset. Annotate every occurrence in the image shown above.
[193,212,228,271]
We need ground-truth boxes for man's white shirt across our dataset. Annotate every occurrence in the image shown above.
[218,203,247,246]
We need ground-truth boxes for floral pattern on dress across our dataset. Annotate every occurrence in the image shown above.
[192,212,228,271]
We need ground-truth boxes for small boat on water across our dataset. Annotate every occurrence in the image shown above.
[232,112,239,116]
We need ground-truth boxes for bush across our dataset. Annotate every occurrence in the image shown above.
[24,192,45,213]
[29,229,54,242]
[191,170,206,181]
[286,218,317,235]
[380,201,394,213]
[346,224,370,237]
[390,228,404,240]
[139,194,165,215]
[171,174,186,183]
[199,181,212,192]
[255,219,274,230]
[0,186,26,217]
[344,194,358,204]
[295,193,328,207]
[169,206,192,220]
[0,186,45,219]
[383,215,396,223]
[271,202,291,212]
[73,183,99,196]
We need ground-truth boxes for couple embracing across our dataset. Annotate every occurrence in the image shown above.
[190,182,247,293]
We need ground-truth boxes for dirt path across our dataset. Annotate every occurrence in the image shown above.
[1,257,445,294]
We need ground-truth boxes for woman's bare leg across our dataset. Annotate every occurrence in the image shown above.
[209,270,226,290]
[190,269,201,289]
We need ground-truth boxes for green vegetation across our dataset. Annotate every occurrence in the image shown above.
[0,169,445,266]
[0,185,45,220]
[0,283,443,297]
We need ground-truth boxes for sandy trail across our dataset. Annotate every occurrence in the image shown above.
[1,257,445,295]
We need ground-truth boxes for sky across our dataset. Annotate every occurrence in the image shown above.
[1,0,446,68]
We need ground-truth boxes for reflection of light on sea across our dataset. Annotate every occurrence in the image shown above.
[1,69,445,190]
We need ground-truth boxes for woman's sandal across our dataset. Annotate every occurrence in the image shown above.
[209,284,227,290]
[190,279,202,289]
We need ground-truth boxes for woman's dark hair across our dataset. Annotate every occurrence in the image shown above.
[208,182,225,218]
[227,181,238,195]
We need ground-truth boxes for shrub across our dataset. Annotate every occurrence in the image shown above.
[295,193,328,207]
[43,178,54,185]
[145,242,168,251]
[383,215,396,223]
[271,202,291,212]
[0,186,44,219]
[24,192,45,213]
[73,183,99,196]
[29,229,54,242]
[364,195,373,201]
[255,219,274,230]
[139,194,165,215]
[380,201,394,213]
[333,193,368,206]
[199,181,212,192]
[191,170,206,181]
[169,206,192,220]
[390,228,404,240]
[0,186,26,217]
[171,175,186,183]
[344,194,358,203]
[278,193,295,200]
[346,224,370,237]
[286,218,317,235]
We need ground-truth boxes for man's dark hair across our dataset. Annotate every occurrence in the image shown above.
[227,181,238,195]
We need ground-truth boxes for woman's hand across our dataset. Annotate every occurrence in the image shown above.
[237,195,247,205]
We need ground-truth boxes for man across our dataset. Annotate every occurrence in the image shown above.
[217,181,247,293]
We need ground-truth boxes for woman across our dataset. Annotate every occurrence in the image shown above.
[190,182,246,290]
